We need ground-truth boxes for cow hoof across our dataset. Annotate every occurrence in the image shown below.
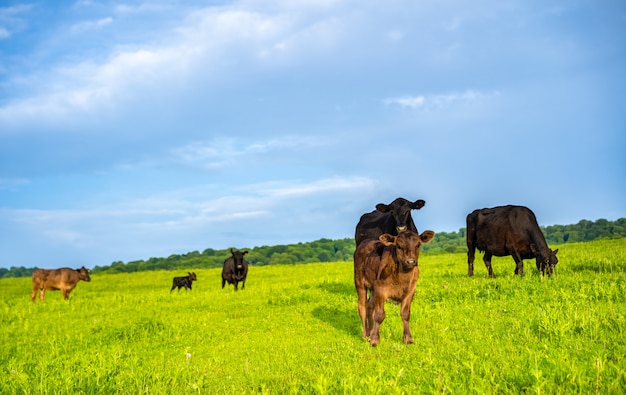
[403,337,414,344]
[369,338,379,347]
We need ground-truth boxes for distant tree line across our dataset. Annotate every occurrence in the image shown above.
[1,218,624,278]
[423,217,626,255]
[92,238,356,274]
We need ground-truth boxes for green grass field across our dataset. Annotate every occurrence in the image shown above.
[1,238,625,394]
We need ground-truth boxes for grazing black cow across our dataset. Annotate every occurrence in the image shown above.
[170,272,197,292]
[355,197,426,246]
[354,230,435,346]
[222,249,248,291]
[466,205,559,277]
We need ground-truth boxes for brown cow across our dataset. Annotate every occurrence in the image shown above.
[31,266,91,302]
[354,230,435,346]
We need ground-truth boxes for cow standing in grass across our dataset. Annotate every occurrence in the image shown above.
[31,266,91,302]
[354,230,435,346]
[222,249,248,291]
[466,205,559,277]
[170,272,197,292]
[355,197,426,246]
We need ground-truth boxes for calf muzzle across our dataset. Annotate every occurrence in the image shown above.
[403,259,417,269]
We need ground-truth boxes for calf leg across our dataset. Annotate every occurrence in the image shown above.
[483,252,495,278]
[368,294,386,347]
[31,287,38,302]
[356,287,369,338]
[400,296,414,344]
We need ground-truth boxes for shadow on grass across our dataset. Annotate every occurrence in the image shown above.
[311,305,361,338]
[316,280,354,296]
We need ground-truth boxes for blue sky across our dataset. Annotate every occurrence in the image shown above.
[1,0,624,269]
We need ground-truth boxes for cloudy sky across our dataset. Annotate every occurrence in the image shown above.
[1,0,624,269]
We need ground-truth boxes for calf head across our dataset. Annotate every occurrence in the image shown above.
[230,249,249,271]
[78,266,92,282]
[188,272,197,281]
[532,246,559,275]
[375,198,425,233]
[379,229,435,272]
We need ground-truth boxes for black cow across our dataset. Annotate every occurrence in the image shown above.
[222,249,248,291]
[170,272,197,292]
[466,205,559,277]
[355,197,426,246]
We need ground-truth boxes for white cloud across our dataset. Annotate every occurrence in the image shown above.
[70,17,113,33]
[387,96,425,109]
[0,177,30,190]
[0,6,304,126]
[171,135,327,170]
[2,175,374,246]
[385,90,500,111]
[0,3,33,39]
[261,176,374,198]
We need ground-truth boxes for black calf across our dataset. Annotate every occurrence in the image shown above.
[171,272,197,292]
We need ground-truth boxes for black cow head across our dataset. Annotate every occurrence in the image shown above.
[188,272,197,281]
[375,198,426,233]
[230,249,249,270]
[379,230,435,272]
[533,247,558,276]
[78,266,92,282]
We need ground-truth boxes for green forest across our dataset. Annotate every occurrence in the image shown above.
[1,217,624,278]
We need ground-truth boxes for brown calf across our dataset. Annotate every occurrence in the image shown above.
[31,266,91,302]
[354,230,435,346]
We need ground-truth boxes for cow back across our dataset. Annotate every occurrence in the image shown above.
[32,267,89,289]
[354,238,386,289]
[469,205,544,255]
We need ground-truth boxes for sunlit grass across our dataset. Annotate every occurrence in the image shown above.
[1,238,625,393]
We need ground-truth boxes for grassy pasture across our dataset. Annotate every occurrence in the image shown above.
[1,238,625,394]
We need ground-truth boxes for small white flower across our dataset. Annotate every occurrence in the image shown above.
[186,352,192,360]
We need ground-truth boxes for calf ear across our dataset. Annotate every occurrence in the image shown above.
[379,234,397,246]
[553,249,558,255]
[412,199,426,209]
[420,230,435,243]
[243,251,249,255]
